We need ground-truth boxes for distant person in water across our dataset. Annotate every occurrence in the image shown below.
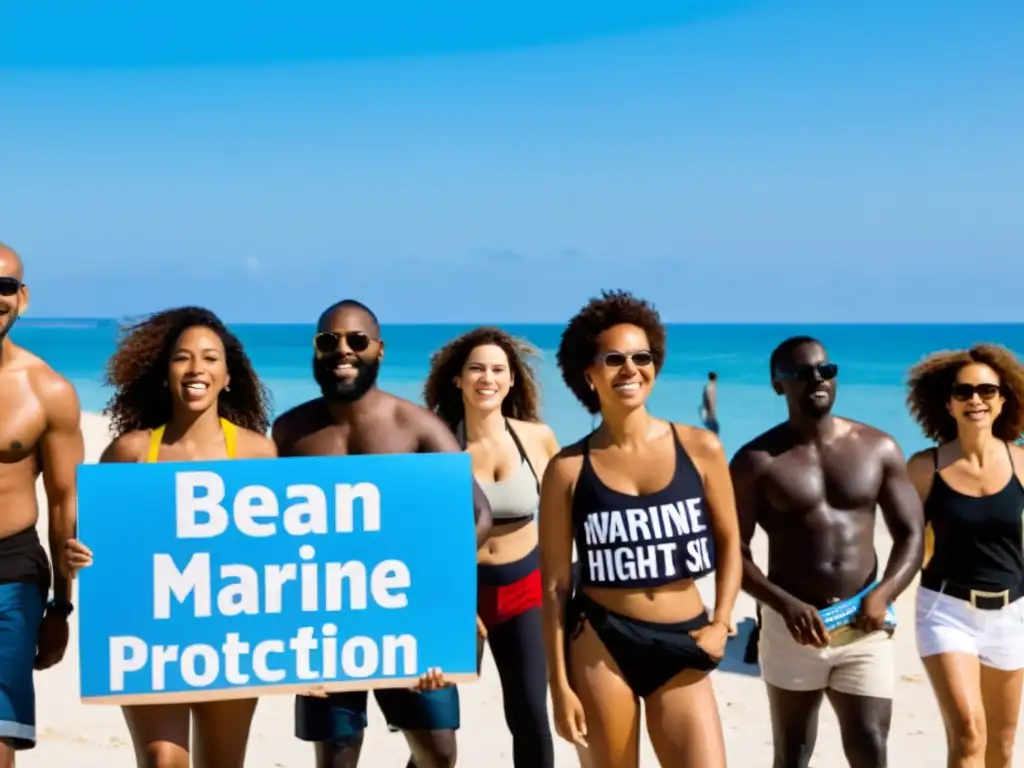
[0,243,83,765]
[540,290,742,768]
[63,306,277,768]
[424,326,559,768]
[905,344,1024,768]
[272,299,493,768]
[700,372,719,434]
[730,335,924,768]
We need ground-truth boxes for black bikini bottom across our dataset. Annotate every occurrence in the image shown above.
[567,592,719,699]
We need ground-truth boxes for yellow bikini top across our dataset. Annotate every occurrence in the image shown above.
[146,418,239,463]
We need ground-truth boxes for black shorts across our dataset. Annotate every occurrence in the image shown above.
[295,687,460,744]
[567,592,719,698]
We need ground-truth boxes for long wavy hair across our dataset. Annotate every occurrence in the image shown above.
[423,326,542,431]
[104,306,272,436]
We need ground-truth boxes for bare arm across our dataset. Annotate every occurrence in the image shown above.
[538,452,576,695]
[907,451,936,568]
[270,415,295,458]
[874,437,926,603]
[416,408,494,547]
[730,448,797,614]
[39,377,85,603]
[690,428,741,628]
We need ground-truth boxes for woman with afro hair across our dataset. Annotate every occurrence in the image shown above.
[538,290,741,768]
[424,326,561,767]
[905,343,1024,768]
[63,306,276,768]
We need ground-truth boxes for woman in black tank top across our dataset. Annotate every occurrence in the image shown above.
[906,344,1024,768]
[539,291,743,768]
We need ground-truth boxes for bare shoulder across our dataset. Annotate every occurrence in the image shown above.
[25,354,81,421]
[544,440,585,485]
[672,422,724,462]
[730,426,784,475]
[394,393,445,430]
[842,418,904,461]
[101,430,150,463]
[391,394,461,452]
[907,446,936,472]
[272,398,324,444]
[236,427,277,459]
[1010,442,1024,478]
[508,417,558,451]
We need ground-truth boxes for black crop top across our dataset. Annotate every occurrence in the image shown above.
[923,443,1024,592]
[571,426,716,589]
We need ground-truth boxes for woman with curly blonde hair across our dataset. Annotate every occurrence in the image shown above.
[62,306,276,768]
[424,326,560,768]
[905,343,1024,768]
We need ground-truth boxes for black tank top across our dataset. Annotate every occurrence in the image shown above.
[571,426,716,589]
[923,443,1024,592]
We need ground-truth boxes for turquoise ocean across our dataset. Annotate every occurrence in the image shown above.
[16,320,1024,460]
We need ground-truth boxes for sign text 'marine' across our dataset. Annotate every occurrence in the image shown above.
[77,453,478,703]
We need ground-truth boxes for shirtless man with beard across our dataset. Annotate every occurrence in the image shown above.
[272,299,494,768]
[730,336,924,768]
[0,244,83,765]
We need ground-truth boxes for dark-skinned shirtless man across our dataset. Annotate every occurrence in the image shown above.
[273,300,494,768]
[0,244,84,766]
[730,336,924,768]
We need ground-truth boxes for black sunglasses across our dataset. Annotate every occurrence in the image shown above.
[776,362,839,382]
[0,277,22,297]
[594,350,655,368]
[313,331,373,356]
[951,383,1002,402]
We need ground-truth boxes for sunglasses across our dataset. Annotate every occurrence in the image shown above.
[0,277,22,297]
[313,331,373,356]
[951,383,1002,402]
[776,362,839,382]
[594,350,655,368]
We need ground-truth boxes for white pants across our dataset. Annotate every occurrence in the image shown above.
[916,586,1024,671]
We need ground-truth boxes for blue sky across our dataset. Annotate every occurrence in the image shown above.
[2,0,1021,323]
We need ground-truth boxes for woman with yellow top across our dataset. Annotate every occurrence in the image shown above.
[63,306,275,768]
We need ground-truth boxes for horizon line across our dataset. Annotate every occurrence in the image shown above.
[18,318,1024,328]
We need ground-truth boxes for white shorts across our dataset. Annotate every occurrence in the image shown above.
[916,586,1024,671]
[758,605,895,699]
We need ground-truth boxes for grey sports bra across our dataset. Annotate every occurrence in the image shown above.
[459,419,540,525]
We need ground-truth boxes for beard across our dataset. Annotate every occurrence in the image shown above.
[798,386,835,418]
[313,354,381,403]
[0,309,19,341]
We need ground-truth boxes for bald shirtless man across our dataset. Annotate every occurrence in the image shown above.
[730,336,924,768]
[0,244,84,765]
[273,299,494,768]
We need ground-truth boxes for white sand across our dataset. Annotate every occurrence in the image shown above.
[20,412,1020,766]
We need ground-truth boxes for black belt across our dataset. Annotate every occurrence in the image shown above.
[920,570,1024,610]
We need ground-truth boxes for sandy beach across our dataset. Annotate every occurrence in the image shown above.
[18,411,1017,766]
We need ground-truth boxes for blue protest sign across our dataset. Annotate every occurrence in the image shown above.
[77,453,478,704]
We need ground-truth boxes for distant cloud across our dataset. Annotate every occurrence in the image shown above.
[243,255,261,277]
[470,248,529,263]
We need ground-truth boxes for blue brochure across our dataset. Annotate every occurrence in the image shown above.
[818,582,897,646]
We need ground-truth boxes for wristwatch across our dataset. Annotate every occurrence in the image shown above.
[47,598,75,618]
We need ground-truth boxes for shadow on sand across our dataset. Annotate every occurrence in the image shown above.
[717,616,762,678]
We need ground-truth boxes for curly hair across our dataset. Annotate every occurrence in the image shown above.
[557,290,666,414]
[906,343,1024,444]
[424,326,542,431]
[103,306,272,437]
